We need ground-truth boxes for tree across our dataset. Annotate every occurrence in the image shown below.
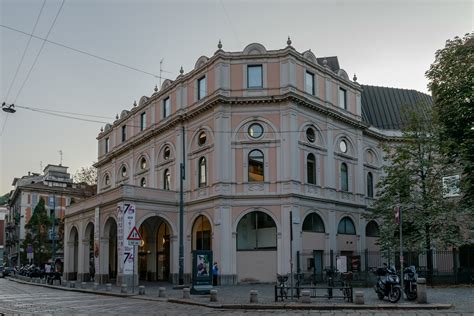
[0,192,9,204]
[426,33,474,208]
[73,164,97,186]
[25,198,52,265]
[368,109,470,282]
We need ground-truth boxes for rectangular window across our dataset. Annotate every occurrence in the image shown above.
[198,76,206,100]
[305,71,315,95]
[121,125,126,142]
[339,88,347,110]
[105,137,109,153]
[247,65,263,88]
[163,97,170,118]
[140,112,146,131]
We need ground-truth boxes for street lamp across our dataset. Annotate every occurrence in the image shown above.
[2,102,16,113]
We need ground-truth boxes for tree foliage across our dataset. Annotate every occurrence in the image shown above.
[368,109,468,252]
[25,198,52,265]
[73,164,97,186]
[426,33,474,208]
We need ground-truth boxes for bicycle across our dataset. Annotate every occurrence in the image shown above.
[340,271,353,301]
[276,274,288,301]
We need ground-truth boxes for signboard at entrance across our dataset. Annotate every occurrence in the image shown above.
[127,226,142,246]
[117,203,136,275]
[191,250,213,294]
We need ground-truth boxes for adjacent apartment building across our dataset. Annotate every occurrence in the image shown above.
[65,41,432,285]
[6,164,95,267]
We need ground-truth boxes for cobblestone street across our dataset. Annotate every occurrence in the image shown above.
[1,278,473,315]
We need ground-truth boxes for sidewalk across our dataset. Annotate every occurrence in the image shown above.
[8,276,466,311]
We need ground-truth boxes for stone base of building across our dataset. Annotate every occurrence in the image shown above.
[64,272,77,281]
[170,273,192,285]
[219,274,238,285]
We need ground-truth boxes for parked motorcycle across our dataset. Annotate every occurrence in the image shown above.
[374,265,402,303]
[403,265,417,300]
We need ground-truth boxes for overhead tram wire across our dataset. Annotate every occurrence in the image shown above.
[13,0,67,103]
[14,104,114,120]
[3,0,46,103]
[0,24,171,81]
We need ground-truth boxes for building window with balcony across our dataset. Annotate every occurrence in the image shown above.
[198,76,206,100]
[247,65,263,88]
[198,157,207,187]
[163,169,170,190]
[305,71,315,95]
[341,162,348,191]
[307,153,316,185]
[248,149,264,182]
[121,125,126,142]
[163,97,170,118]
[367,172,374,198]
[105,137,109,154]
[140,112,146,131]
[339,87,347,110]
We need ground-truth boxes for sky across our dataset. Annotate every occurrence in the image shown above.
[0,0,472,194]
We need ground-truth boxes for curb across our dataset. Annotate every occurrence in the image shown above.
[7,277,453,311]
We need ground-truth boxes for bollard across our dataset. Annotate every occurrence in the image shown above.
[354,291,364,305]
[63,281,68,287]
[250,290,258,303]
[106,283,112,291]
[300,290,311,303]
[69,281,76,288]
[121,284,127,294]
[53,280,60,286]
[210,289,218,302]
[182,288,190,299]
[93,282,99,290]
[416,278,427,304]
[138,286,145,295]
[81,282,87,289]
[159,287,167,298]
[41,279,46,284]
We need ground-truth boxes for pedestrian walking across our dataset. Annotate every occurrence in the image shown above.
[212,262,219,286]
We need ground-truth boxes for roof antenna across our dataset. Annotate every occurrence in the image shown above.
[59,150,63,166]
[159,58,164,88]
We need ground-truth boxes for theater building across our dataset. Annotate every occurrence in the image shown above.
[64,40,431,285]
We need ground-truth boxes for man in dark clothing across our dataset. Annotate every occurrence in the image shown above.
[212,262,218,286]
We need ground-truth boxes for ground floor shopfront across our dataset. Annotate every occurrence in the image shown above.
[64,185,381,285]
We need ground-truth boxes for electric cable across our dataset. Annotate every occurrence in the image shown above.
[13,0,67,103]
[0,24,172,81]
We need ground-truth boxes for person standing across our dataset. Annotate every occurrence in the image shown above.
[89,260,95,282]
[212,262,219,286]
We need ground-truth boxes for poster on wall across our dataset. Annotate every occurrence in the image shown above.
[336,256,347,273]
[117,203,136,275]
[191,250,213,294]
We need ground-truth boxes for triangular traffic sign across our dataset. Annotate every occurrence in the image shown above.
[127,226,141,241]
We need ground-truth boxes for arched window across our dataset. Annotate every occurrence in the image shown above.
[140,177,146,187]
[140,157,147,170]
[163,169,170,190]
[367,172,374,198]
[121,165,127,178]
[248,149,264,182]
[341,163,348,191]
[366,221,380,237]
[198,157,207,187]
[307,153,316,185]
[198,131,207,146]
[302,213,325,233]
[192,215,211,250]
[237,211,276,250]
[104,174,110,186]
[163,146,170,160]
[338,217,356,235]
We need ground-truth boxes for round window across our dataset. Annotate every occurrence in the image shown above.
[248,123,264,139]
[164,147,170,160]
[306,127,316,143]
[121,166,127,178]
[339,140,348,153]
[140,157,147,170]
[198,131,207,146]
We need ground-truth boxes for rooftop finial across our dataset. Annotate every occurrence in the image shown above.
[133,100,137,107]
[154,84,158,92]
[353,73,358,82]
[100,126,103,132]
[287,36,292,46]
[180,66,184,75]
[218,39,223,49]
[323,58,328,67]
[115,114,119,120]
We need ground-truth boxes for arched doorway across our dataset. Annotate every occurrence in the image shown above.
[67,226,79,280]
[84,222,94,281]
[301,212,326,281]
[192,215,212,250]
[236,211,277,282]
[137,216,172,281]
[103,217,118,282]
